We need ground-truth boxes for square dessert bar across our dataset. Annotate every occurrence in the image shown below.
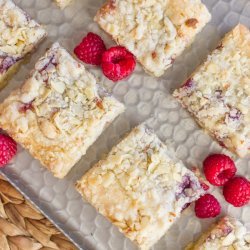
[54,0,72,9]
[186,216,250,250]
[76,124,204,249]
[0,42,125,178]
[173,24,250,157]
[95,0,211,77]
[0,0,47,89]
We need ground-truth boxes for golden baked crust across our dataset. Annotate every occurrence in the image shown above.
[186,216,250,250]
[0,0,47,89]
[0,43,125,178]
[76,125,204,249]
[173,24,250,157]
[95,0,211,77]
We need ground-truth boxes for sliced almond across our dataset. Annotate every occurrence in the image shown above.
[51,80,65,94]
[38,118,58,139]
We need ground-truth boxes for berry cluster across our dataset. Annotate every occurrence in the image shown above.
[194,154,250,219]
[74,32,136,82]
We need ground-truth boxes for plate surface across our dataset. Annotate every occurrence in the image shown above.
[1,0,250,249]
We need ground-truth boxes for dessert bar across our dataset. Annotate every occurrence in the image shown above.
[0,42,125,178]
[95,0,211,77]
[173,24,250,157]
[0,0,47,89]
[186,216,250,250]
[76,124,204,249]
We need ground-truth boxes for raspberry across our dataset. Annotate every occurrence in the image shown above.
[203,154,236,186]
[223,176,250,207]
[74,32,106,65]
[101,46,136,82]
[0,134,17,167]
[195,194,221,219]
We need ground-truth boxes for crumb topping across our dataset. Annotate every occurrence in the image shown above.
[77,125,204,249]
[173,24,250,157]
[95,0,211,76]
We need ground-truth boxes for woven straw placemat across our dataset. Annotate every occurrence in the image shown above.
[0,175,77,250]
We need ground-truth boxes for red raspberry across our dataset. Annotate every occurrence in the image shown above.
[74,32,106,65]
[101,46,136,82]
[203,154,236,186]
[0,134,17,167]
[195,194,221,218]
[223,176,250,207]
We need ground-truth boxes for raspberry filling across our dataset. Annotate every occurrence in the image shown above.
[181,78,196,96]
[228,108,241,121]
[176,174,192,199]
[38,54,57,73]
[200,182,209,191]
[0,55,19,74]
[222,226,233,236]
[175,174,200,201]
[183,78,194,88]
[19,102,33,113]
